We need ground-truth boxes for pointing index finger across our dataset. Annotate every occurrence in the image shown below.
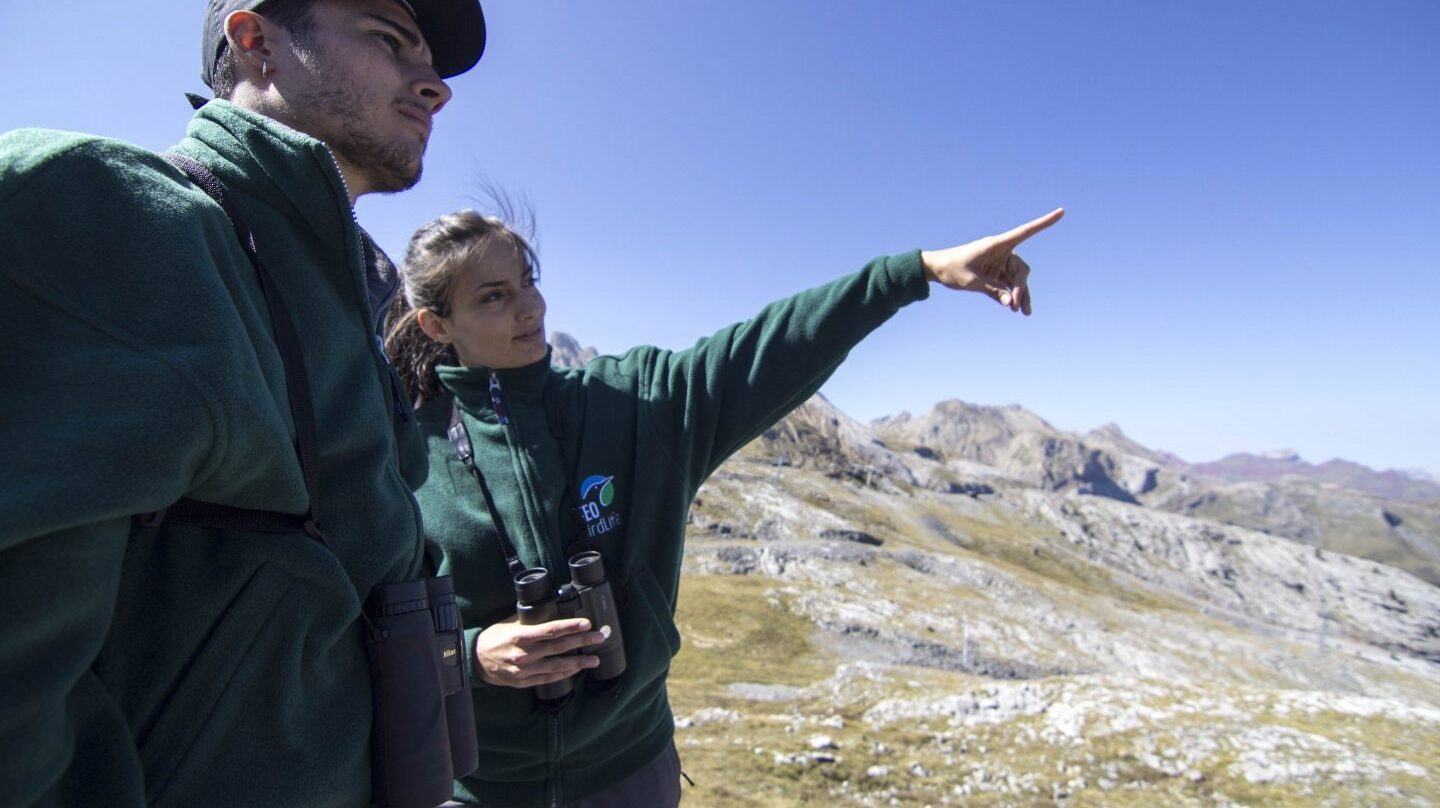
[996,207,1065,247]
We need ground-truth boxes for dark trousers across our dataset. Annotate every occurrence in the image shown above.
[569,742,681,808]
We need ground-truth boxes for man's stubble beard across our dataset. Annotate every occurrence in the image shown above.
[296,61,426,195]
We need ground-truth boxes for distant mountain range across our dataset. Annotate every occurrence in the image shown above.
[870,401,1440,586]
[1190,451,1440,502]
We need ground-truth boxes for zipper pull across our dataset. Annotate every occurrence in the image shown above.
[489,373,510,425]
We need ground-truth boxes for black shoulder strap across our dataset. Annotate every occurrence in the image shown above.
[447,401,525,577]
[132,153,329,550]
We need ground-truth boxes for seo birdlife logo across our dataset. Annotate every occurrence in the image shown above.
[578,474,622,538]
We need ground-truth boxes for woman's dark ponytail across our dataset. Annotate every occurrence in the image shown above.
[383,294,457,405]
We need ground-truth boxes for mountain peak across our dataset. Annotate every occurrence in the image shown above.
[550,331,598,368]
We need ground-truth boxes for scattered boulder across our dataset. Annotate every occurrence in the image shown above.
[820,528,884,547]
[808,734,838,750]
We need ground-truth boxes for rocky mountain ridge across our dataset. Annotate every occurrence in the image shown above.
[869,398,1440,586]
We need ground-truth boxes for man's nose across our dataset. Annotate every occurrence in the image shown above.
[414,69,453,115]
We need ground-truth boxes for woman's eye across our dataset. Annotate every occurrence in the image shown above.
[481,291,505,304]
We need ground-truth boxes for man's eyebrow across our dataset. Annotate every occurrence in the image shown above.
[362,12,422,49]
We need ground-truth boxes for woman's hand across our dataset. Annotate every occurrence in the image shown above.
[474,616,607,688]
[920,208,1065,316]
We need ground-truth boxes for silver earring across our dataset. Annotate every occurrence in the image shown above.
[261,59,272,79]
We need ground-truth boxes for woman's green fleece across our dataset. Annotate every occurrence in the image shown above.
[414,252,930,807]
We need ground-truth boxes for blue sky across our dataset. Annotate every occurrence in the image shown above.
[3,1,1437,474]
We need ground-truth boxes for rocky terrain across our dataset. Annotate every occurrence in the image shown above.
[552,334,1440,805]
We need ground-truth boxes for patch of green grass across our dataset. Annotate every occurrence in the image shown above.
[670,575,831,712]
[1263,708,1440,803]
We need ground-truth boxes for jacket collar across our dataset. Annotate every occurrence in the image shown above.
[437,349,553,414]
[170,99,354,254]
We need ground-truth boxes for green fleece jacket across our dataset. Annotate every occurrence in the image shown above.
[413,252,930,807]
[0,101,428,807]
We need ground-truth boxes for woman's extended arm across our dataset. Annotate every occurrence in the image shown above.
[639,208,1065,491]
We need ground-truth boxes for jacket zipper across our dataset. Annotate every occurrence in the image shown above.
[321,146,392,365]
[322,148,409,425]
[488,373,510,425]
[487,373,557,574]
[321,147,365,291]
[547,714,563,808]
[320,146,425,569]
[491,372,565,805]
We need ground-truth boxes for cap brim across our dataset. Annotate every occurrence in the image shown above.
[408,0,487,79]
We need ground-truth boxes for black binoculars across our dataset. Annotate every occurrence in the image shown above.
[514,550,627,702]
[363,574,479,808]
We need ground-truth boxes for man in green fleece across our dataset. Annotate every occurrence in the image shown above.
[0,1,484,805]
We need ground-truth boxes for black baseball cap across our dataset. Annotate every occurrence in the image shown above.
[201,0,486,87]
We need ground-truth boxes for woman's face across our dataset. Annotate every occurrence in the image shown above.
[421,240,547,370]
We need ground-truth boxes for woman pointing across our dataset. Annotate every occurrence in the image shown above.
[385,206,1063,807]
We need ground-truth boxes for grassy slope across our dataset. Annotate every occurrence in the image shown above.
[669,575,1440,806]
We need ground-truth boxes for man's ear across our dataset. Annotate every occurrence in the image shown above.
[417,309,453,344]
[225,10,274,80]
